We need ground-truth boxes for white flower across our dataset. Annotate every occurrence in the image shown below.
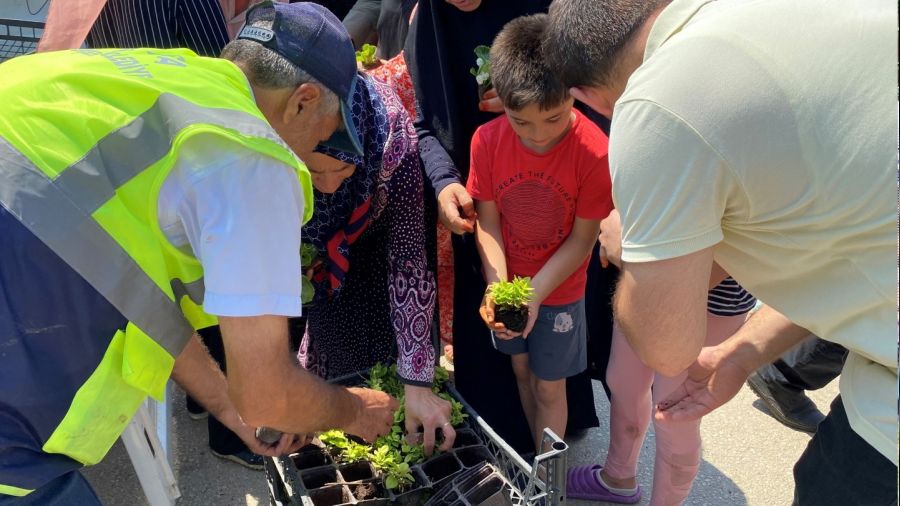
[476,73,488,84]
[476,58,484,66]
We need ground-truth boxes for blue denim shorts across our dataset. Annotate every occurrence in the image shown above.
[492,298,587,381]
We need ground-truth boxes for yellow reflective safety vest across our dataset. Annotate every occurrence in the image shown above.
[0,48,313,496]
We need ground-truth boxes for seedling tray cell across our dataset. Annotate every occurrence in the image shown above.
[308,484,352,506]
[455,445,494,469]
[301,466,340,490]
[338,461,376,483]
[292,446,333,470]
[451,428,481,449]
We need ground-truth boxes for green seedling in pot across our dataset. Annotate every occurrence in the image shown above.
[488,276,534,333]
[469,45,492,97]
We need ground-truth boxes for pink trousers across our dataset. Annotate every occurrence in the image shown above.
[604,313,749,506]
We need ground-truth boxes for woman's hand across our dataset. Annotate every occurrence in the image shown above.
[437,183,477,234]
[478,88,504,113]
[403,385,456,456]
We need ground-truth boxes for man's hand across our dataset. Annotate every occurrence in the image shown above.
[437,183,476,234]
[654,345,752,423]
[478,88,504,113]
[230,421,309,457]
[403,385,455,456]
[598,209,622,268]
[341,387,399,442]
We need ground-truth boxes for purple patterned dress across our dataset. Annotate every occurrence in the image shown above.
[297,74,436,386]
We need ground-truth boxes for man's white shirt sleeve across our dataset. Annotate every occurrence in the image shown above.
[158,134,304,317]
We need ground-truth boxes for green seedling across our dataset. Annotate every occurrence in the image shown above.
[356,43,378,67]
[469,45,492,89]
[488,276,534,307]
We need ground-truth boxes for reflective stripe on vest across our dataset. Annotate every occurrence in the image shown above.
[0,48,313,491]
[0,484,32,497]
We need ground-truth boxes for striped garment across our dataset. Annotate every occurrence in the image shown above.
[86,0,229,57]
[708,277,757,316]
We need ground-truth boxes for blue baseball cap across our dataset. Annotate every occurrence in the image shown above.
[238,1,364,155]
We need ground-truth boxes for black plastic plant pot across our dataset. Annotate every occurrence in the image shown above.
[451,428,481,449]
[465,476,513,506]
[347,479,387,501]
[454,445,494,468]
[421,452,464,491]
[291,445,332,470]
[301,466,340,490]
[308,484,352,506]
[388,485,432,506]
[494,304,528,333]
[386,469,431,505]
[338,461,375,483]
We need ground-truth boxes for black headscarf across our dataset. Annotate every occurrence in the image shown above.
[404,0,552,189]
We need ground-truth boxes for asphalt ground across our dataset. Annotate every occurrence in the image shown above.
[83,376,839,505]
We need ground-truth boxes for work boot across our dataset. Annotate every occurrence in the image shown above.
[746,372,825,434]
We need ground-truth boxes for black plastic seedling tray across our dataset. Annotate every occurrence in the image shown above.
[264,369,568,505]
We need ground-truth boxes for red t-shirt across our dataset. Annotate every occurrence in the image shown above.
[466,110,613,305]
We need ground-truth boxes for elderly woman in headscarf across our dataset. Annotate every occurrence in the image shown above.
[295,71,453,452]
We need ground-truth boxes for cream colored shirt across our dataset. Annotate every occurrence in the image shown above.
[611,0,898,463]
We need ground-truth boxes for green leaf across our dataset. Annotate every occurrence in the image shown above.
[300,276,315,304]
[385,475,398,489]
[355,43,378,66]
[299,243,319,267]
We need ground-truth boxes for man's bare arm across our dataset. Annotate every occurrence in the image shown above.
[615,247,714,376]
[219,315,396,441]
[655,304,811,422]
[171,333,305,456]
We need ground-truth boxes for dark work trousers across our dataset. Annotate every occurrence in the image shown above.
[0,472,101,506]
[757,336,848,392]
[793,396,898,505]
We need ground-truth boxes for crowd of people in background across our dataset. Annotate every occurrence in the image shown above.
[0,0,896,505]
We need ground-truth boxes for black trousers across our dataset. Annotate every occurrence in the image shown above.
[793,396,898,505]
[757,336,847,391]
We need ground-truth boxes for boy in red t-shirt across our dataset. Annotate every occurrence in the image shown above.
[466,14,613,452]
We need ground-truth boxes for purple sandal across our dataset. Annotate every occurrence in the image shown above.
[566,465,642,504]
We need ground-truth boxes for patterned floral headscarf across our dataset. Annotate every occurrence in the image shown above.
[302,74,389,301]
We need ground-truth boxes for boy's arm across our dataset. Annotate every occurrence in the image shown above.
[525,217,602,335]
[473,199,507,286]
[473,199,514,335]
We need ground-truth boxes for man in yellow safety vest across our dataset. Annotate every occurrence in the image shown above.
[0,2,397,503]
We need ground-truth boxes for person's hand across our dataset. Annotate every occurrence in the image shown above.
[654,345,753,423]
[231,422,309,457]
[342,387,400,442]
[403,385,455,456]
[478,88,504,113]
[520,298,541,339]
[478,289,501,330]
[437,183,476,234]
[479,288,516,340]
[598,209,622,268]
